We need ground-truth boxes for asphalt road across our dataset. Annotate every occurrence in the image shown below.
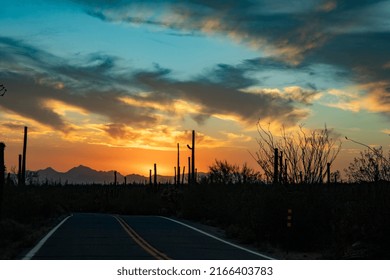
[24,213,274,260]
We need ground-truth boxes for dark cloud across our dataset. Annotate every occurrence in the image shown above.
[2,122,30,131]
[74,0,388,63]
[75,0,389,86]
[305,31,390,115]
[0,36,314,131]
[103,123,131,139]
[197,63,257,89]
[132,65,313,125]
[0,37,159,131]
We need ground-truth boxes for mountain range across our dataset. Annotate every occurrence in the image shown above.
[35,165,175,185]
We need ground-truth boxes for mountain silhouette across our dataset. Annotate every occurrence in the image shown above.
[35,165,174,185]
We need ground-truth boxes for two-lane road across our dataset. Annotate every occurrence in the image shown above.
[24,213,274,260]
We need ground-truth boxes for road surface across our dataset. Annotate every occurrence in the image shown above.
[23,213,274,260]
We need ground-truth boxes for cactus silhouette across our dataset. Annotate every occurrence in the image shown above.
[21,127,27,186]
[0,142,5,220]
[187,156,191,184]
[187,130,196,184]
[154,163,157,187]
[18,154,22,186]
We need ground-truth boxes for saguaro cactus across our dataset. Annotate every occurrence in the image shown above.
[177,143,180,185]
[187,130,196,184]
[0,142,5,220]
[21,126,28,186]
[18,154,22,186]
[154,163,157,187]
[327,162,331,184]
[279,151,283,183]
[188,156,191,184]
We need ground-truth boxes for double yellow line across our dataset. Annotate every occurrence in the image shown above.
[114,215,171,260]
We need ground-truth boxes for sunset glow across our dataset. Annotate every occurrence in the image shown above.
[1,0,389,177]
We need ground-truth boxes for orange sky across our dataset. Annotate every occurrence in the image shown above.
[1,123,358,178]
[2,125,260,176]
[1,1,389,179]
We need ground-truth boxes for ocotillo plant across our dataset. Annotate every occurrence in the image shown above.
[273,148,279,185]
[187,130,196,184]
[21,126,27,186]
[0,142,5,220]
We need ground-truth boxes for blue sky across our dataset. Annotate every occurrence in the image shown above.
[0,0,389,175]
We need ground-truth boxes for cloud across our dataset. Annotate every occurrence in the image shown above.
[0,36,316,152]
[132,64,314,126]
[74,0,388,64]
[0,37,160,132]
[73,0,390,120]
[359,82,390,117]
[323,82,390,117]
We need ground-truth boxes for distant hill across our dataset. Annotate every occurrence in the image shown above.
[35,165,175,185]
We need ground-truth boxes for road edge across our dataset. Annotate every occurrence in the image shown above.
[158,216,277,260]
[22,214,73,260]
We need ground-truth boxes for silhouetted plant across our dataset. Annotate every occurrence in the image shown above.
[207,160,261,184]
[330,170,341,183]
[252,122,341,184]
[187,130,196,184]
[345,147,390,183]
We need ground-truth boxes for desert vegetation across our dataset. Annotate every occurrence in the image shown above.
[1,126,390,259]
[1,176,389,259]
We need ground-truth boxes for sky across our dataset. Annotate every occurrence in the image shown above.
[0,0,389,177]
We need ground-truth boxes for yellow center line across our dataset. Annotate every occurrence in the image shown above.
[113,215,171,260]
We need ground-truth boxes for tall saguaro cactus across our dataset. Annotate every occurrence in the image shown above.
[0,143,5,220]
[188,156,191,184]
[21,126,28,186]
[154,163,157,187]
[18,154,22,186]
[177,143,180,185]
[187,130,196,184]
